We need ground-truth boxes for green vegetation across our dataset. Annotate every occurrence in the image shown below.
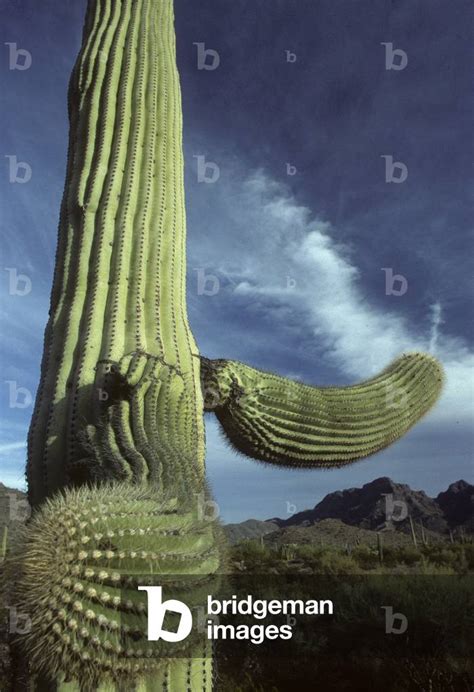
[11,0,218,686]
[219,539,473,691]
[6,484,222,688]
[231,536,473,575]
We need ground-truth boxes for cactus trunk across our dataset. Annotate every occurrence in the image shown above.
[27,0,204,507]
[13,1,216,689]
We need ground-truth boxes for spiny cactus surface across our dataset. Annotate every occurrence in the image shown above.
[201,353,443,467]
[11,0,444,689]
[16,0,218,688]
[26,0,204,508]
[9,484,221,688]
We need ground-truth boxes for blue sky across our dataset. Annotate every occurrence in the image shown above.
[1,0,472,522]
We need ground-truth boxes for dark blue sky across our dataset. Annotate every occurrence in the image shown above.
[1,0,472,521]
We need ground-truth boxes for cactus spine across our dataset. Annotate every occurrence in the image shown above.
[13,0,444,688]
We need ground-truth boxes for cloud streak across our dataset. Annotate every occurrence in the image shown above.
[0,442,27,453]
[188,168,473,430]
[428,302,443,354]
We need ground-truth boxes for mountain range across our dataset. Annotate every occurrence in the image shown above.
[1,477,472,547]
[224,477,473,545]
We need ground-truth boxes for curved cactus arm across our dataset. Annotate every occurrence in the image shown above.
[200,353,443,468]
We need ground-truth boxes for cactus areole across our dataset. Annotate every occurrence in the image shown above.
[14,0,443,688]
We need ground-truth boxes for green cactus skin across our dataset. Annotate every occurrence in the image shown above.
[13,0,444,688]
[17,0,217,688]
[26,0,204,507]
[200,353,443,467]
[9,484,221,689]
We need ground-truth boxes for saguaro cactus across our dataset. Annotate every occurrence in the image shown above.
[26,0,205,505]
[12,0,219,688]
[10,0,443,689]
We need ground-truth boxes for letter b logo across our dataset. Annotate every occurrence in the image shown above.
[139,586,192,642]
[193,42,220,70]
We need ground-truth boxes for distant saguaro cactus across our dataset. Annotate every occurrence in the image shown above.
[10,0,443,689]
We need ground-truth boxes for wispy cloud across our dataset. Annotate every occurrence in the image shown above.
[428,302,443,354]
[189,168,474,430]
[0,442,26,453]
[185,164,473,520]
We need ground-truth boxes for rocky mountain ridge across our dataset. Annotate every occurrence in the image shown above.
[226,477,473,544]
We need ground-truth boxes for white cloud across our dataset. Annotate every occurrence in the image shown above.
[428,301,443,354]
[190,169,474,429]
[0,442,27,453]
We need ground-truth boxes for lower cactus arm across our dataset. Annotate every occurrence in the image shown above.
[201,353,443,467]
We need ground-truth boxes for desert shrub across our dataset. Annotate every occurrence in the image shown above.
[316,551,360,575]
[394,546,421,566]
[294,544,324,562]
[421,543,473,572]
[430,548,459,568]
[352,545,379,570]
[232,539,272,567]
